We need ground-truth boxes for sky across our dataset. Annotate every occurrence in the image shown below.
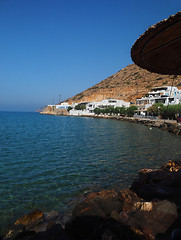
[0,0,180,112]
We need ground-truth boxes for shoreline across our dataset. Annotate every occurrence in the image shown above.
[40,111,181,136]
[92,115,181,136]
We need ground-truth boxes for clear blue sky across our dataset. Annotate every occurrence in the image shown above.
[0,0,180,111]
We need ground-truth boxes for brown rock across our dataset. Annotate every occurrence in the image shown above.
[14,209,44,227]
[110,210,119,220]
[161,160,181,172]
[45,210,59,222]
[131,165,181,204]
[72,190,122,218]
[118,189,141,211]
[118,200,178,240]
[5,224,27,240]
[72,199,105,218]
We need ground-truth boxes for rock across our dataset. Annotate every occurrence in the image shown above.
[30,224,70,240]
[118,200,178,240]
[161,160,181,172]
[72,190,122,218]
[5,209,45,240]
[69,189,145,239]
[72,196,105,218]
[28,221,47,233]
[130,167,181,204]
[118,189,141,211]
[65,216,144,240]
[5,224,70,240]
[44,211,59,222]
[110,210,119,220]
[72,189,142,224]
[5,224,27,240]
[155,210,181,239]
[134,183,181,202]
[11,231,36,240]
[171,229,181,240]
[5,209,71,239]
[14,209,44,228]
[132,201,154,211]
[99,191,122,216]
[57,213,72,228]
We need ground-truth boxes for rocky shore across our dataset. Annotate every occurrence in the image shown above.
[39,108,69,116]
[3,160,181,240]
[92,115,181,136]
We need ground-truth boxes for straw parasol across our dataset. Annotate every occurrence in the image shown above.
[131,12,181,75]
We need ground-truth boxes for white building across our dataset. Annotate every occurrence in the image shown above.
[56,102,70,109]
[135,86,181,116]
[86,99,130,114]
[69,98,130,116]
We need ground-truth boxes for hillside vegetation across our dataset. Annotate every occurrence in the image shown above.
[66,63,181,104]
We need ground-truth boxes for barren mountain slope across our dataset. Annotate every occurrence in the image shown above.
[66,63,181,104]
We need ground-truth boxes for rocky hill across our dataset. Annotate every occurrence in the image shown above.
[66,63,181,104]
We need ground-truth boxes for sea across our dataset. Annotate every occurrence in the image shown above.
[0,111,181,234]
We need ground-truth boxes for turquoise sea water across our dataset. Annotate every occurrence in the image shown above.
[0,112,181,233]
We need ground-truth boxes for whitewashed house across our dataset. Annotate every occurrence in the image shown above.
[69,102,91,116]
[56,102,70,109]
[135,86,181,116]
[69,99,130,116]
[86,99,130,114]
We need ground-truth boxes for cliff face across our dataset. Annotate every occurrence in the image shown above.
[66,63,181,104]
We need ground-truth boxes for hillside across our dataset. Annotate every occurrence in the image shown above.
[66,63,181,104]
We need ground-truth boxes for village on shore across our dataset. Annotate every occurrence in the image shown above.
[41,85,181,123]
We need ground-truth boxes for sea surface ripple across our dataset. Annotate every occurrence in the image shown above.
[0,112,181,233]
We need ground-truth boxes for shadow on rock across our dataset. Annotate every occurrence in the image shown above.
[65,215,144,240]
[130,163,181,205]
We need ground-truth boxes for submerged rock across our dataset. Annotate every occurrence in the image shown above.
[5,209,66,240]
[14,209,44,228]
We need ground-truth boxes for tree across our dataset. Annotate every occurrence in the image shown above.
[94,108,101,115]
[119,107,126,115]
[147,103,164,116]
[161,104,181,120]
[114,107,120,115]
[67,106,72,112]
[75,104,86,110]
[126,106,138,117]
